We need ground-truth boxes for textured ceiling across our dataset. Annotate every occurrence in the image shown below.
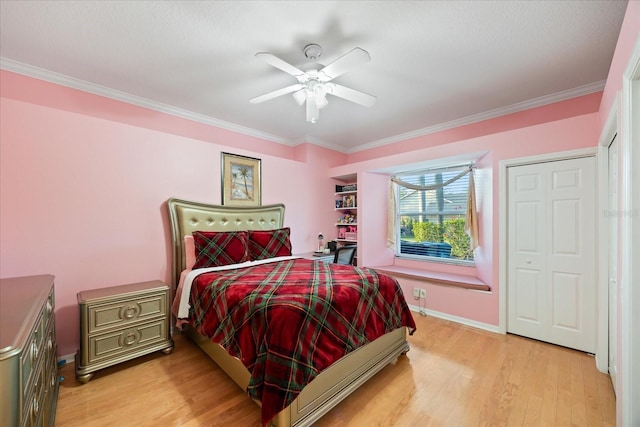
[0,1,628,153]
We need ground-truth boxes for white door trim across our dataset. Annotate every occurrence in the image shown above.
[619,34,640,427]
[499,147,597,336]
[596,94,618,374]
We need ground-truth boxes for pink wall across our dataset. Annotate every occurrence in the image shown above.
[347,92,602,164]
[1,71,297,160]
[599,0,640,131]
[0,73,345,356]
[332,109,600,328]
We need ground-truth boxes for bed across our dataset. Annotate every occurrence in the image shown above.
[167,198,416,427]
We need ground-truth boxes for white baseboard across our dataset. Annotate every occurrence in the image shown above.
[58,353,76,366]
[409,304,501,334]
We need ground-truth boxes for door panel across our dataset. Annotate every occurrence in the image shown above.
[507,156,595,353]
[515,269,542,323]
[551,199,581,255]
[515,201,541,252]
[551,271,580,330]
[508,164,546,341]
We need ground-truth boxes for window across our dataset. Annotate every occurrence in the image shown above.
[395,164,475,263]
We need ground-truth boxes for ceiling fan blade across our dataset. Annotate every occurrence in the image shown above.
[327,83,377,107]
[319,47,371,81]
[250,84,304,104]
[255,52,306,78]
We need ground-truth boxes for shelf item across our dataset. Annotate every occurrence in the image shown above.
[75,280,174,383]
[0,274,58,427]
[335,184,357,193]
[341,194,356,209]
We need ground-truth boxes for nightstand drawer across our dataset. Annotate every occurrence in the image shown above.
[87,292,167,333]
[86,319,168,364]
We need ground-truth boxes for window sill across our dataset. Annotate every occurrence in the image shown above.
[370,265,490,291]
[396,253,475,267]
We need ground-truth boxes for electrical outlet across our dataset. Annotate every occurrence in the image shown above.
[413,288,420,299]
[419,289,427,298]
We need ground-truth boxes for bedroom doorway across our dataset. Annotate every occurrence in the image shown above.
[506,155,596,353]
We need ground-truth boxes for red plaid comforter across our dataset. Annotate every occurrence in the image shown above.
[187,258,416,426]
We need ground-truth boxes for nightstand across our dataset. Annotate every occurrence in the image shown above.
[75,280,174,384]
[297,252,335,263]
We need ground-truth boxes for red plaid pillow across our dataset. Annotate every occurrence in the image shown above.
[192,231,249,268]
[248,228,292,260]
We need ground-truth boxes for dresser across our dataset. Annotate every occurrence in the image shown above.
[0,275,58,427]
[75,280,174,383]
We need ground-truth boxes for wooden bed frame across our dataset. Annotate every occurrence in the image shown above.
[167,198,410,427]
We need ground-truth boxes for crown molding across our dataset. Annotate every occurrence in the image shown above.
[0,57,295,146]
[292,136,347,153]
[347,80,605,154]
[2,58,604,156]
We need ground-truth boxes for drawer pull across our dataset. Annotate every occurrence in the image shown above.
[32,395,39,417]
[46,299,53,315]
[123,333,137,346]
[122,305,138,319]
[32,341,39,361]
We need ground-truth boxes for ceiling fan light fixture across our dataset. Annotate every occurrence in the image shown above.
[315,94,328,109]
[313,84,328,108]
[306,91,319,124]
[293,89,306,106]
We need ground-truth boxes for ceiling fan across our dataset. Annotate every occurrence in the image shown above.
[249,44,376,124]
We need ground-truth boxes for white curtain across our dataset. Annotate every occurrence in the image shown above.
[390,167,471,190]
[465,171,479,250]
[387,180,398,249]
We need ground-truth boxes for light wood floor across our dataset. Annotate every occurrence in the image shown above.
[55,314,615,426]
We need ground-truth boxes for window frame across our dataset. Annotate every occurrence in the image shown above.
[394,164,476,266]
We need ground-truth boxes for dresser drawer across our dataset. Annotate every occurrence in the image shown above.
[21,318,55,424]
[21,352,46,427]
[20,310,46,397]
[43,289,55,329]
[85,319,168,364]
[86,292,167,334]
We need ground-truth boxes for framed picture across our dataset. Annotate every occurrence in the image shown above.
[342,194,355,208]
[221,152,261,206]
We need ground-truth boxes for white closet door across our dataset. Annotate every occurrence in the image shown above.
[508,156,596,353]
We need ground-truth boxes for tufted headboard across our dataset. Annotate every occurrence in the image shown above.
[167,198,285,287]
